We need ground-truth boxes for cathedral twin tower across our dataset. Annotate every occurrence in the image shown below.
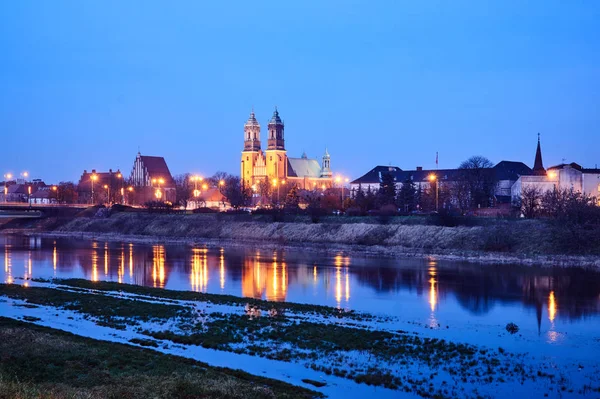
[241,108,333,190]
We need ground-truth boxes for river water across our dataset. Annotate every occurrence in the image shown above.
[2,234,600,364]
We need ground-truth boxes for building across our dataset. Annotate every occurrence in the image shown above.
[240,108,333,191]
[77,169,124,204]
[29,187,58,205]
[511,137,600,203]
[128,152,176,204]
[351,161,532,208]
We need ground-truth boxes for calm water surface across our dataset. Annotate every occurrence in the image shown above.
[2,235,600,358]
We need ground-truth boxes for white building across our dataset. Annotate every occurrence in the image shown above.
[511,136,600,203]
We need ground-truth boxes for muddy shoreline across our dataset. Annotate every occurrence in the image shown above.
[6,228,600,269]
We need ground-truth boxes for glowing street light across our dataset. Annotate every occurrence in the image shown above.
[428,174,438,212]
[91,174,98,205]
[3,173,12,203]
[103,184,110,205]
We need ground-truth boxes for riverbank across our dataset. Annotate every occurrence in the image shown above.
[0,317,320,399]
[2,212,600,267]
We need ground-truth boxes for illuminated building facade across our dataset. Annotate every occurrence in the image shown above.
[241,108,333,191]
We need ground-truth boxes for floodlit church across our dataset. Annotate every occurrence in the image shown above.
[241,108,333,190]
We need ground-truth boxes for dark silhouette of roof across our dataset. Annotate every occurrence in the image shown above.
[493,161,533,180]
[351,161,532,185]
[533,134,545,175]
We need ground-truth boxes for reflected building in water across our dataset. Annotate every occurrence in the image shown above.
[1,235,600,326]
[241,251,288,301]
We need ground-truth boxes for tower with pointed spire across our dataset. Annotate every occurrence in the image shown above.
[320,148,332,178]
[243,109,261,152]
[265,107,287,181]
[532,133,546,176]
[239,108,333,192]
[241,109,266,187]
[267,108,285,150]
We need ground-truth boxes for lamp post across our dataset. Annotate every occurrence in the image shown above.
[3,173,12,203]
[116,172,123,204]
[52,185,58,204]
[27,185,32,207]
[428,174,438,212]
[91,174,98,205]
[103,184,110,205]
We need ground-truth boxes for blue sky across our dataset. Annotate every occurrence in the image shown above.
[1,0,598,183]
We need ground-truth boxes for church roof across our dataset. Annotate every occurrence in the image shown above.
[269,108,283,125]
[287,157,322,178]
[139,155,175,186]
[533,135,545,175]
[245,110,260,127]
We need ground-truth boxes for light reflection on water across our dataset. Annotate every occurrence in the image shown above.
[2,234,600,346]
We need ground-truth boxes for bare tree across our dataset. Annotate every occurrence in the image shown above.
[174,173,192,209]
[457,155,495,209]
[518,185,543,218]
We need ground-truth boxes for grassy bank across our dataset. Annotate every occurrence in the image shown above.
[3,211,600,260]
[0,281,570,398]
[0,317,321,399]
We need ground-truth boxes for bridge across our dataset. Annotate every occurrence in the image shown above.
[0,203,89,218]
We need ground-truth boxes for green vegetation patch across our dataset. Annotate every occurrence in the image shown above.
[0,317,321,399]
[56,278,380,321]
[0,284,190,327]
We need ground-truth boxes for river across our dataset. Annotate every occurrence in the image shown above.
[2,234,600,363]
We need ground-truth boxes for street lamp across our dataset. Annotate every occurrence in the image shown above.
[103,184,110,205]
[116,172,123,204]
[428,174,438,212]
[91,174,98,205]
[3,173,12,203]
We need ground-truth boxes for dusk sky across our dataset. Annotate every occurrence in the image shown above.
[1,1,598,183]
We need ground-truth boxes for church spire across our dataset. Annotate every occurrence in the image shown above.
[243,109,261,152]
[267,107,285,150]
[533,133,545,175]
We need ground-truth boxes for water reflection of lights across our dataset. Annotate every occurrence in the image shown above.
[129,243,133,279]
[334,254,351,307]
[91,246,98,282]
[219,248,225,290]
[313,265,317,282]
[153,245,166,288]
[548,291,557,322]
[428,267,437,312]
[104,242,109,277]
[53,241,57,271]
[4,245,12,283]
[428,265,439,327]
[118,247,125,283]
[191,248,207,292]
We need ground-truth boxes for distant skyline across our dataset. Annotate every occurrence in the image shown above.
[1,1,599,183]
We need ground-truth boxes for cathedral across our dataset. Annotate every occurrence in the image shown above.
[241,108,333,190]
